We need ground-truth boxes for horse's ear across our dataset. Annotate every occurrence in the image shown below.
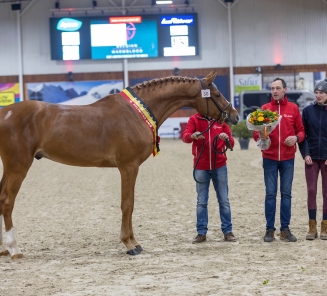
[203,71,217,87]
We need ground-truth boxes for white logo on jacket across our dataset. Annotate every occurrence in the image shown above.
[283,114,293,118]
[213,125,223,129]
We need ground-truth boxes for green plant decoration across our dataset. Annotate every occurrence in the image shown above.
[231,120,253,139]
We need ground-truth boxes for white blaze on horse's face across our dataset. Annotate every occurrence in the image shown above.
[4,110,12,120]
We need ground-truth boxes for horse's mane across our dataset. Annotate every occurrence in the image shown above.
[131,76,199,90]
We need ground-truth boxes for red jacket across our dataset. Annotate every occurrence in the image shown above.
[253,96,305,161]
[182,113,234,170]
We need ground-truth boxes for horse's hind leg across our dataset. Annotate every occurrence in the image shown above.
[118,163,142,255]
[0,159,33,259]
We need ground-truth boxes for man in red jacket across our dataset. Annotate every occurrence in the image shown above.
[253,78,305,243]
[182,113,237,243]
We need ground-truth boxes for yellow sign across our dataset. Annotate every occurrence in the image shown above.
[0,92,15,106]
[235,85,261,93]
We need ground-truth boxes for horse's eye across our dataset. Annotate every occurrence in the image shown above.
[216,92,221,97]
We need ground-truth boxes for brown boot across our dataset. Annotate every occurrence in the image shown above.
[224,232,237,242]
[192,234,206,244]
[306,219,317,240]
[320,220,327,240]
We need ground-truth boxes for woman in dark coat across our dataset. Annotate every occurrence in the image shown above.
[299,79,327,240]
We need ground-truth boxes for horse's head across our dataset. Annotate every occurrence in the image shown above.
[193,72,239,125]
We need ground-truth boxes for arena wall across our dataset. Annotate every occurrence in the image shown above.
[1,0,327,77]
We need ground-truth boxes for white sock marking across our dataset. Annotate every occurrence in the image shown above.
[6,227,22,256]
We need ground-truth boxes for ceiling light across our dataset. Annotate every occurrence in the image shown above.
[156,1,173,4]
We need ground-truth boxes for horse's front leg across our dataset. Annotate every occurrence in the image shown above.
[0,159,32,259]
[0,215,10,256]
[1,196,23,259]
[118,163,142,255]
[1,178,24,259]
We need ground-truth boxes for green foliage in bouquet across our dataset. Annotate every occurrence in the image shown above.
[231,120,253,139]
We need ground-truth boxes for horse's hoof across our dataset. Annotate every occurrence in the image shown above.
[135,245,143,252]
[126,248,140,255]
[0,250,10,256]
[11,253,24,259]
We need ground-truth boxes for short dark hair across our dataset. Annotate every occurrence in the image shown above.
[273,78,287,88]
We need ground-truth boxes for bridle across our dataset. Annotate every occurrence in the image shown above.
[194,79,234,137]
[200,79,232,123]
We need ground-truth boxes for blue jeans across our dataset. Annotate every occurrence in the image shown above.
[194,166,232,235]
[263,158,294,231]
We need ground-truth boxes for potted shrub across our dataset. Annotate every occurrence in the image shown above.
[231,120,253,150]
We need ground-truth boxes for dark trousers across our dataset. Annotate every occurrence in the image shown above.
[305,160,327,217]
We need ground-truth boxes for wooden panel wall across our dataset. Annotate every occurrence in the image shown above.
[0,76,17,83]
[3,64,327,112]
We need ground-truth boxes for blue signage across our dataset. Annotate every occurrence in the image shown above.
[160,15,194,26]
[57,18,82,32]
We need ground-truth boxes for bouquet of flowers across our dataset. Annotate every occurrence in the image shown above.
[246,109,282,150]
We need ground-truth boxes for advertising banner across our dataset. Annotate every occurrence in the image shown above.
[233,74,262,109]
[0,83,20,107]
[26,80,123,105]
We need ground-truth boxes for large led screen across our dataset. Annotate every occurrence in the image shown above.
[49,13,198,60]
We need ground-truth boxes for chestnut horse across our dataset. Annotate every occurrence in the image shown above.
[0,72,239,258]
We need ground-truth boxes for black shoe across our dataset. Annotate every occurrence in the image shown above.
[264,228,275,242]
[280,228,297,242]
[192,234,206,244]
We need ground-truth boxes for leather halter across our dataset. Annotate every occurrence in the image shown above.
[200,79,232,123]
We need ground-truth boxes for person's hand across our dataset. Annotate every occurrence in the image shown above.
[284,135,297,146]
[305,155,313,165]
[219,133,228,140]
[191,132,205,140]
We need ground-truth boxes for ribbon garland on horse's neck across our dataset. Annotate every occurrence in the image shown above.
[120,87,160,156]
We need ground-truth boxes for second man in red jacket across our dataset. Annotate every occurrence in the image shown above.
[253,78,305,243]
